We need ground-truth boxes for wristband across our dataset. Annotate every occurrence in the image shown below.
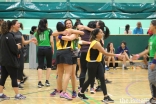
[136,54,140,59]
[78,40,83,44]
[88,42,91,44]
[152,59,156,64]
[115,54,120,57]
[58,35,62,40]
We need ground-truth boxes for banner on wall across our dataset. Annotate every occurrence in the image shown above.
[0,0,155,19]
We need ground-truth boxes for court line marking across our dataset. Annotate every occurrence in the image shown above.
[125,81,149,104]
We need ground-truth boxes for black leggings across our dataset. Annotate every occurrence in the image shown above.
[17,51,24,81]
[79,52,94,88]
[81,62,107,96]
[37,47,52,69]
[0,66,18,87]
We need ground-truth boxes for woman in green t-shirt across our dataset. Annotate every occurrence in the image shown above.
[133,20,156,104]
[33,18,54,88]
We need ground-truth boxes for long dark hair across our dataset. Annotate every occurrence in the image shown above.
[125,24,130,34]
[97,20,110,39]
[64,19,73,29]
[88,21,96,29]
[37,18,47,35]
[73,22,83,29]
[1,20,12,35]
[90,28,100,41]
[107,42,114,52]
[30,26,37,34]
[56,22,66,47]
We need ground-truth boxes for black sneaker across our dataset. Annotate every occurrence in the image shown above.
[130,61,135,65]
[102,96,114,103]
[22,77,28,84]
[95,86,102,92]
[45,80,50,87]
[124,66,128,70]
[105,79,112,84]
[78,93,88,100]
[113,66,117,70]
[18,84,24,90]
[38,82,44,88]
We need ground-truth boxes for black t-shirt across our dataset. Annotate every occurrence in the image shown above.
[12,31,22,44]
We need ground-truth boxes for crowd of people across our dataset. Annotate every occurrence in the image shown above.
[0,18,156,104]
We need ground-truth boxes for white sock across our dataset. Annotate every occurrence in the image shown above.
[122,64,125,68]
[16,94,20,97]
[0,93,3,96]
[18,82,20,85]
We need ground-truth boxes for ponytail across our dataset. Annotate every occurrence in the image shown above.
[103,26,110,39]
[97,20,110,40]
[1,20,12,35]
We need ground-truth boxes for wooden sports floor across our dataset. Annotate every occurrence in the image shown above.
[0,67,151,104]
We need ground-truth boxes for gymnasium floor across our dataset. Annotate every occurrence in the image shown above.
[0,68,151,104]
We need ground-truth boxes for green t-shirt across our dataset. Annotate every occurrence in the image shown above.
[148,35,156,60]
[34,29,52,46]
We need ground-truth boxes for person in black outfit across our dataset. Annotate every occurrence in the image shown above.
[0,20,26,100]
[11,20,33,89]
[78,28,121,103]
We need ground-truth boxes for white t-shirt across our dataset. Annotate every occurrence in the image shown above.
[124,30,132,34]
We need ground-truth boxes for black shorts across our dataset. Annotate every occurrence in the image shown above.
[37,47,52,69]
[72,57,77,64]
[56,49,73,65]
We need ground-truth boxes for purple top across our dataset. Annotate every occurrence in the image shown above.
[80,30,90,52]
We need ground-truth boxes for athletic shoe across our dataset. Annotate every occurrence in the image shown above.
[21,77,28,84]
[102,96,114,103]
[72,91,77,98]
[130,61,135,65]
[0,94,10,100]
[18,84,24,90]
[15,94,26,100]
[95,86,102,92]
[50,89,62,96]
[145,98,156,104]
[124,66,128,70]
[78,93,88,100]
[105,79,112,84]
[45,80,50,87]
[60,92,72,100]
[105,67,110,71]
[90,88,95,94]
[38,82,44,88]
[113,66,117,70]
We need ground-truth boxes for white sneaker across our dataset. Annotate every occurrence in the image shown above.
[90,88,95,94]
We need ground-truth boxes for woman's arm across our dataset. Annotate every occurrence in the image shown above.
[60,34,77,41]
[69,29,84,35]
[22,36,32,45]
[77,25,94,31]
[50,35,54,53]
[52,31,67,36]
[93,42,117,57]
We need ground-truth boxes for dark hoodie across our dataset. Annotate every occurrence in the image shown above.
[0,32,19,68]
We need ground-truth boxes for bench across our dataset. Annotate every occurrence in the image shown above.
[105,60,144,68]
